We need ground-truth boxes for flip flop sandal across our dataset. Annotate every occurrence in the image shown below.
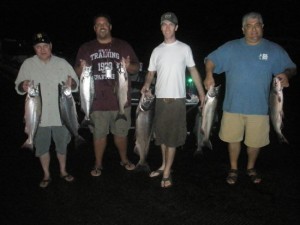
[161,176,173,188]
[90,167,102,177]
[149,169,163,178]
[39,178,52,188]
[226,169,238,185]
[61,174,75,182]
[247,168,262,184]
[120,161,136,171]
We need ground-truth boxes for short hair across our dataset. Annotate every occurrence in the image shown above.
[93,13,112,25]
[242,12,263,27]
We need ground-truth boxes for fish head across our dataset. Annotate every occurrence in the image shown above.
[139,92,155,112]
[28,82,40,97]
[59,83,72,98]
[82,66,92,78]
[207,85,221,98]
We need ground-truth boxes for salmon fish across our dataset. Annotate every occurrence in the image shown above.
[269,76,288,144]
[134,91,155,171]
[115,58,128,121]
[199,85,221,151]
[80,65,94,125]
[22,81,42,150]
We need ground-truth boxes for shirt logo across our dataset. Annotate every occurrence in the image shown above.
[259,53,268,61]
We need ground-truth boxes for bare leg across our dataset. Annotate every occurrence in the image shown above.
[90,137,107,176]
[94,137,107,168]
[114,135,128,163]
[226,142,241,185]
[246,146,262,183]
[115,135,135,170]
[39,152,51,180]
[161,146,176,188]
[149,144,166,177]
[228,142,241,170]
[57,152,74,182]
[57,153,68,176]
[39,152,52,188]
[246,147,260,170]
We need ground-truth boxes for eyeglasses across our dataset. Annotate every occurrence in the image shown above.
[244,23,263,30]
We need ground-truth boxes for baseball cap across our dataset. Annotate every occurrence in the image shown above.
[160,12,178,25]
[32,32,51,45]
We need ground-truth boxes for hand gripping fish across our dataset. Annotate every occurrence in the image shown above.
[22,81,42,150]
[134,90,155,171]
[79,65,94,126]
[115,59,129,121]
[196,85,221,153]
[269,76,288,144]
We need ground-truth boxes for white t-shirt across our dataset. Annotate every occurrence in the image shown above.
[148,40,195,98]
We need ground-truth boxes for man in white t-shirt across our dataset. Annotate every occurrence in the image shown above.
[141,12,205,188]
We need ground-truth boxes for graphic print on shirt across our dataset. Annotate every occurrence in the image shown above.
[90,48,120,81]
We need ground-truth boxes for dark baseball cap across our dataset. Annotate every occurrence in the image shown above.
[160,12,178,25]
[32,32,51,45]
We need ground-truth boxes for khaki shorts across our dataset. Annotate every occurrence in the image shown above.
[34,126,71,157]
[90,107,131,139]
[154,98,187,148]
[219,112,270,148]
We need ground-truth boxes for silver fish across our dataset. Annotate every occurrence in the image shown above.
[59,83,80,138]
[193,108,204,155]
[22,81,42,150]
[269,77,288,144]
[134,91,155,171]
[200,85,221,150]
[80,65,94,125]
[115,59,128,121]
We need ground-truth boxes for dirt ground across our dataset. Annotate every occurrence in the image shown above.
[1,74,299,225]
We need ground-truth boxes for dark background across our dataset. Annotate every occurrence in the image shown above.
[1,0,300,68]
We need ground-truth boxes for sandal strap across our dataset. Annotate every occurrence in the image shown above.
[226,169,238,185]
[228,169,238,176]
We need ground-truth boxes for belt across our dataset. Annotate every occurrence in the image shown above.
[163,98,176,103]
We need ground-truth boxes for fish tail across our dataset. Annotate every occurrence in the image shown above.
[80,118,93,128]
[278,134,289,144]
[115,113,127,121]
[203,140,213,150]
[194,148,204,156]
[74,135,86,148]
[21,140,34,151]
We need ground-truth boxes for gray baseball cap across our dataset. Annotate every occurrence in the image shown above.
[160,12,178,25]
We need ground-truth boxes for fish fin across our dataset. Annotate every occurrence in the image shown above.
[21,141,34,151]
[278,134,289,144]
[203,140,213,150]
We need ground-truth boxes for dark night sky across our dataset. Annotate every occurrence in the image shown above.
[1,0,300,66]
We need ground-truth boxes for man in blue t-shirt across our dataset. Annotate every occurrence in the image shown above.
[204,12,296,185]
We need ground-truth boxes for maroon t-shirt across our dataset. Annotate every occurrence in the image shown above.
[75,38,139,111]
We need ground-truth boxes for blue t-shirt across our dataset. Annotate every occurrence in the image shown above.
[206,38,296,115]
